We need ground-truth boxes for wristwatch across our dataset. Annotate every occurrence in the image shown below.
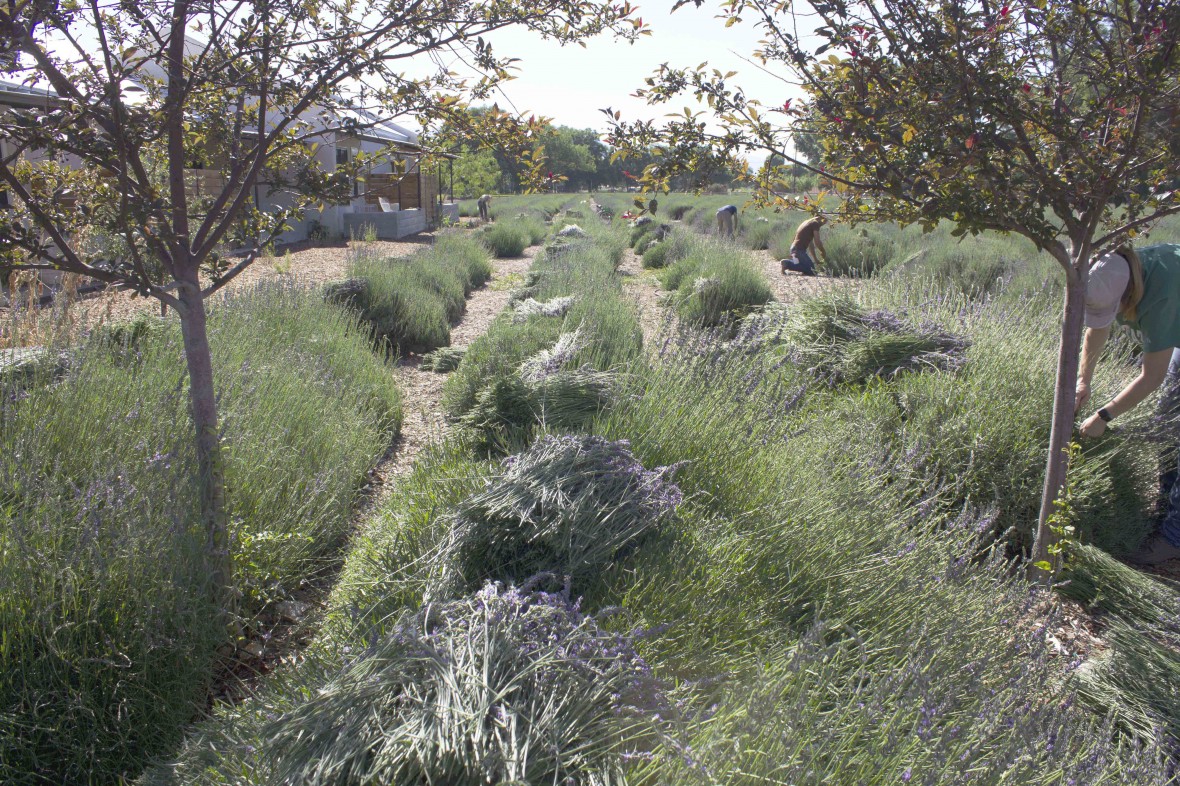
[1097,407,1113,423]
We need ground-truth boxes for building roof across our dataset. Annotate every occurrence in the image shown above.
[0,78,60,109]
[337,106,419,146]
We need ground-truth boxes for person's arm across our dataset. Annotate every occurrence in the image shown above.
[1076,325,1110,411]
[813,230,827,262]
[1079,347,1173,437]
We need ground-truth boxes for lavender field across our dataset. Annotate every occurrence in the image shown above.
[131,201,1180,784]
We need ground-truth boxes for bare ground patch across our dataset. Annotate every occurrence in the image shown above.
[751,248,861,304]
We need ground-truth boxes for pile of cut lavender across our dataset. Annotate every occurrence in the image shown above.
[511,295,576,323]
[758,298,969,384]
[420,346,466,373]
[458,330,614,452]
[432,434,683,598]
[266,580,660,786]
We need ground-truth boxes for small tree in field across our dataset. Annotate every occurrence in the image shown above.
[607,0,1180,576]
[0,0,644,600]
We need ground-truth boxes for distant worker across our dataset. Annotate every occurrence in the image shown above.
[477,194,492,223]
[781,215,828,277]
[716,204,738,238]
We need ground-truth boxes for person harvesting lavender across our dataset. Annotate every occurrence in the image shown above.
[716,204,738,238]
[781,215,828,277]
[1075,243,1180,564]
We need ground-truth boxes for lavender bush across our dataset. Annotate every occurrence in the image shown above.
[0,284,400,784]
[657,234,773,328]
[266,580,659,786]
[344,231,492,354]
[432,434,682,599]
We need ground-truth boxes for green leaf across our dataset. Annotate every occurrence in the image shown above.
[1033,560,1053,571]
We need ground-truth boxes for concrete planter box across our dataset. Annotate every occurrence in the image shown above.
[342,208,426,240]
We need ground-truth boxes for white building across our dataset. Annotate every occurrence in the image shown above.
[0,76,457,247]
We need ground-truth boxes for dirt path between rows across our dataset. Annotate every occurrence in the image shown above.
[379,246,539,483]
[617,247,668,349]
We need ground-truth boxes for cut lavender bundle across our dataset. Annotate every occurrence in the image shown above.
[511,294,576,323]
[782,297,970,384]
[433,434,683,598]
[419,346,466,373]
[457,367,614,454]
[518,327,585,383]
[456,329,616,452]
[266,580,663,786]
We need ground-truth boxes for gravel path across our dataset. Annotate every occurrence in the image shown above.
[379,246,539,481]
[750,248,860,304]
[2,237,434,336]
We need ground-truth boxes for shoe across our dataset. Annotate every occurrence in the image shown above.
[1125,535,1180,565]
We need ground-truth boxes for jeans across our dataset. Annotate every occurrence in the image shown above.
[1159,348,1180,546]
[782,247,816,276]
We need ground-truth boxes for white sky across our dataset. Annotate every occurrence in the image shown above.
[21,1,821,159]
[472,1,817,150]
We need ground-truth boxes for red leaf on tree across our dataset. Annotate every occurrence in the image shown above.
[1021,83,1031,93]
[1000,5,1010,17]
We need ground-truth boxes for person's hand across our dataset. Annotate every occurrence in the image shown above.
[1079,411,1107,438]
[1075,382,1091,411]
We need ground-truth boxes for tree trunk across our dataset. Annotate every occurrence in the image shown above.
[1030,266,1086,580]
[176,274,232,607]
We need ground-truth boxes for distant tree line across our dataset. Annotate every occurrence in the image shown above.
[443,108,745,196]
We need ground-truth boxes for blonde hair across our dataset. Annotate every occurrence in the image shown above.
[1117,244,1145,322]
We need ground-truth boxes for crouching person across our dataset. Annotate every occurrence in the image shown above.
[781,215,827,276]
